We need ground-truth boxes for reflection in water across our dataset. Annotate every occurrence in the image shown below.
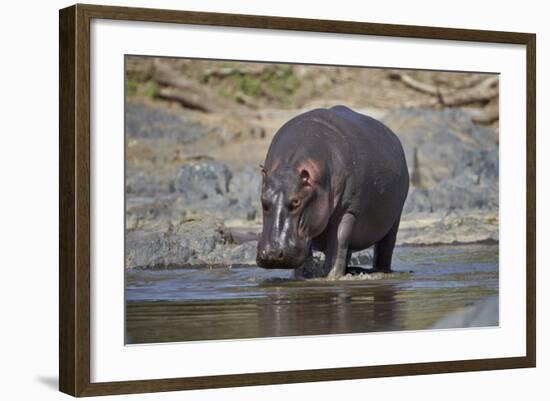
[126,286,401,343]
[125,244,498,344]
[256,285,398,337]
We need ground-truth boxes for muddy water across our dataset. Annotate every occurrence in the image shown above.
[125,244,498,344]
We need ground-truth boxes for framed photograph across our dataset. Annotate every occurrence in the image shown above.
[59,4,536,397]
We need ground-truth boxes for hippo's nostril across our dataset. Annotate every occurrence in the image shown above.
[277,250,284,260]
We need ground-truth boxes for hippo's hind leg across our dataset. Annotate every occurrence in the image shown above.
[373,217,400,272]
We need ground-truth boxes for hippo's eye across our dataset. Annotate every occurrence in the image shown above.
[288,199,301,210]
[261,200,270,212]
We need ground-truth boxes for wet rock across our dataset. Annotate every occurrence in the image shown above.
[431,295,499,329]
[294,249,374,278]
[125,216,230,268]
[294,253,326,278]
[218,241,258,265]
[126,212,263,268]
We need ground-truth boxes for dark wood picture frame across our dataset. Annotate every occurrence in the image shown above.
[59,3,536,397]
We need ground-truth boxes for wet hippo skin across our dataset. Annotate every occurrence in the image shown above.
[256,105,409,278]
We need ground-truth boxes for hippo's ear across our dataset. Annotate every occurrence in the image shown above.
[299,169,312,187]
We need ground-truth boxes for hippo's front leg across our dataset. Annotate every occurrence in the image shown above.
[325,213,357,279]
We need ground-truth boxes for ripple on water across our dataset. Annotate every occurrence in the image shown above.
[125,244,499,344]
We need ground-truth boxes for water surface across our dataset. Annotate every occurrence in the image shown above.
[125,244,498,344]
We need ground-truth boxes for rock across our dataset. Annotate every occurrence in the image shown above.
[431,295,499,329]
[383,108,497,189]
[167,163,261,221]
[221,241,258,265]
[397,210,498,245]
[126,171,172,196]
[228,229,259,245]
[294,253,326,278]
[126,102,207,142]
[227,166,262,220]
[389,109,499,243]
[125,216,230,268]
[175,160,232,203]
[294,249,374,278]
[404,148,498,214]
[125,212,263,268]
[350,250,373,266]
[126,197,177,231]
[165,161,261,221]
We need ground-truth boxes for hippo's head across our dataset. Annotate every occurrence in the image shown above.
[256,163,331,269]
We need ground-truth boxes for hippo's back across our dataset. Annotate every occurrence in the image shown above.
[328,106,407,169]
[312,106,409,249]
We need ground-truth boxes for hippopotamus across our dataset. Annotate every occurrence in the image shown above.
[256,105,409,278]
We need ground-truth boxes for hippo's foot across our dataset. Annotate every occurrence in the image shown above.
[293,255,324,279]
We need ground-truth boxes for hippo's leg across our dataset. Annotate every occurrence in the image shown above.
[293,247,315,279]
[373,217,400,272]
[325,213,357,279]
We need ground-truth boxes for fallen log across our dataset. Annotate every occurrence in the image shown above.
[155,87,215,112]
[440,76,499,106]
[469,102,499,125]
[393,73,440,96]
[390,72,499,107]
[151,59,247,113]
[204,64,273,78]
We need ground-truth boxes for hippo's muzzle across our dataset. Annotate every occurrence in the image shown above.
[256,236,312,270]
[256,242,298,269]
